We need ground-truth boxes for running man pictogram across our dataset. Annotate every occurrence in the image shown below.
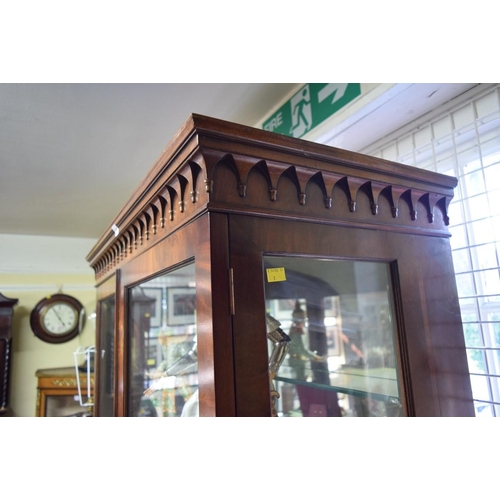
[290,85,312,138]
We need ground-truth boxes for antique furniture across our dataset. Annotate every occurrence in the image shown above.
[36,367,93,417]
[0,293,18,414]
[87,114,474,417]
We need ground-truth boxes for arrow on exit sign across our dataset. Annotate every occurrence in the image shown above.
[263,83,361,139]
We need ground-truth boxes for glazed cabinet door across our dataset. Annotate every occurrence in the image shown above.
[116,214,235,417]
[95,273,117,416]
[229,214,474,417]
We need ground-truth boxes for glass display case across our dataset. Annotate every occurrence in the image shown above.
[87,114,474,417]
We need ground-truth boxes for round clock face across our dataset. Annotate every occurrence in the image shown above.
[30,294,85,344]
[42,302,78,335]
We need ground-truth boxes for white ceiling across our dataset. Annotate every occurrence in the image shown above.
[0,83,299,239]
[0,83,481,241]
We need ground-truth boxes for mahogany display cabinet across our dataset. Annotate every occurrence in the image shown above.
[87,114,474,417]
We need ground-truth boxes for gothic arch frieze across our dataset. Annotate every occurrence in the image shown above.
[90,142,454,280]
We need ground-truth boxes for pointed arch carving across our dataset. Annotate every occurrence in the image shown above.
[246,159,273,197]
[141,212,152,241]
[113,243,120,266]
[125,229,133,255]
[322,172,346,209]
[146,204,159,236]
[219,154,255,197]
[131,223,140,249]
[367,181,391,215]
[436,195,452,226]
[264,160,286,201]
[421,193,445,224]
[345,177,371,213]
[197,149,223,194]
[88,115,458,280]
[278,166,304,205]
[306,171,330,208]
[175,173,188,213]
[160,185,177,222]
[385,186,409,218]
[153,195,168,229]
[187,160,202,203]
[292,166,318,205]
[400,189,427,221]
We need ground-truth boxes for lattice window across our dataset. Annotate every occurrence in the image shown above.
[365,84,500,417]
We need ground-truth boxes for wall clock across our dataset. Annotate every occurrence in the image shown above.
[30,294,85,344]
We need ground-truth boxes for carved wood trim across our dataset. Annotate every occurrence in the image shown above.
[87,114,456,281]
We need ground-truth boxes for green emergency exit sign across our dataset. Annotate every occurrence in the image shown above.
[263,83,361,139]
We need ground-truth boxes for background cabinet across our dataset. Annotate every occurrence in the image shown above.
[0,293,18,415]
[87,114,474,417]
[36,367,93,417]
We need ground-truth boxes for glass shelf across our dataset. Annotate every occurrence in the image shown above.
[276,367,399,402]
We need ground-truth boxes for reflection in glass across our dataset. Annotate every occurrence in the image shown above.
[46,396,90,417]
[98,296,115,417]
[264,256,402,417]
[128,262,198,417]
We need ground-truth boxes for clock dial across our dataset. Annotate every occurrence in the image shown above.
[42,302,78,335]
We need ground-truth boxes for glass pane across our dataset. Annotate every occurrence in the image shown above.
[46,395,89,417]
[98,295,115,417]
[448,201,464,225]
[128,262,198,417]
[455,272,476,297]
[462,321,483,347]
[452,248,471,273]
[487,313,500,348]
[462,170,485,195]
[468,219,495,246]
[484,164,500,190]
[467,194,489,222]
[472,243,498,271]
[477,269,500,296]
[449,224,468,250]
[474,401,495,417]
[263,256,402,417]
[466,348,488,374]
[493,215,500,243]
[469,374,491,401]
[489,189,500,216]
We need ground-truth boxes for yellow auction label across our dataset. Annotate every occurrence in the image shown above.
[266,267,286,282]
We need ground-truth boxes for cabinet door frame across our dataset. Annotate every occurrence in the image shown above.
[229,214,473,417]
[116,213,236,417]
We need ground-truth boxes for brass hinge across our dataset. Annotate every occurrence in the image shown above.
[229,268,235,315]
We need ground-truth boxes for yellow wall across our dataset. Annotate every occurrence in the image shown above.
[0,234,97,417]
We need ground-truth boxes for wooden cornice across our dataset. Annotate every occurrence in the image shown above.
[87,114,457,281]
